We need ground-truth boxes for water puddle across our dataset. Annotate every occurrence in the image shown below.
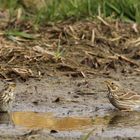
[11,112,93,131]
[0,111,111,131]
[0,111,140,138]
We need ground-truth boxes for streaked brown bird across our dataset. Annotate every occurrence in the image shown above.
[105,80,140,111]
[0,82,16,112]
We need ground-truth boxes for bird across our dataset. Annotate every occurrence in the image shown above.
[0,82,16,112]
[104,80,140,111]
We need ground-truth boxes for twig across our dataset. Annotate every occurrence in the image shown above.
[91,29,95,45]
[132,23,138,33]
[97,16,110,27]
[116,54,139,67]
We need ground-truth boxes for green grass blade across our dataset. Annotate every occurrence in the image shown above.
[5,30,38,39]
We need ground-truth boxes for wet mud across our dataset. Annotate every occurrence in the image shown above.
[0,75,139,140]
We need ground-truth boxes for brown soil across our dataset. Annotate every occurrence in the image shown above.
[0,18,140,140]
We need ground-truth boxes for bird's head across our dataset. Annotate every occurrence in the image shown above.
[104,80,120,92]
[7,82,16,92]
[8,82,16,87]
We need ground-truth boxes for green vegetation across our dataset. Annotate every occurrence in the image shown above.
[0,0,140,23]
[81,129,94,140]
[54,41,64,61]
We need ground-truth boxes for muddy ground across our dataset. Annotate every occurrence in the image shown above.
[0,19,140,140]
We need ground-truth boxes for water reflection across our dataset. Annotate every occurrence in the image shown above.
[0,113,10,124]
[108,111,140,127]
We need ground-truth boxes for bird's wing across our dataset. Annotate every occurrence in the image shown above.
[130,95,140,100]
[119,91,140,100]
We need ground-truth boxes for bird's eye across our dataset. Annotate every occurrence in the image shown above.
[111,82,114,85]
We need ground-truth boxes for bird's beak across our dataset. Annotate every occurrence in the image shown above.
[104,80,110,85]
[104,80,111,90]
